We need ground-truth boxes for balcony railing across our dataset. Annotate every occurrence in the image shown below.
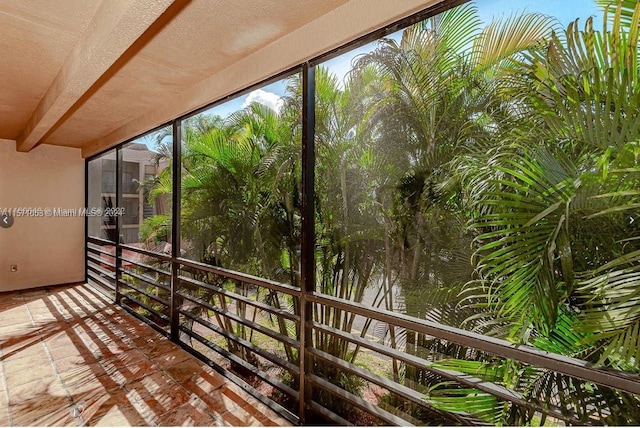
[86,236,640,426]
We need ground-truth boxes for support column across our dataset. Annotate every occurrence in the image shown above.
[299,63,316,425]
[115,148,123,304]
[170,120,182,342]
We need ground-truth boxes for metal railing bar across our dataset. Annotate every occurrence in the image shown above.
[311,322,581,424]
[121,302,170,337]
[87,236,116,246]
[308,293,640,396]
[87,262,115,280]
[170,119,181,343]
[121,294,170,324]
[120,243,171,261]
[177,258,300,296]
[120,268,170,292]
[177,291,300,348]
[308,373,414,426]
[307,401,353,426]
[119,255,171,277]
[87,252,116,269]
[178,274,300,322]
[179,309,300,376]
[87,273,115,292]
[178,343,300,425]
[119,279,170,307]
[308,347,543,425]
[309,348,441,413]
[312,321,458,370]
[179,326,300,401]
[87,244,116,257]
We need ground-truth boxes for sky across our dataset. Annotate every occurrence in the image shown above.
[142,0,605,151]
[478,0,602,28]
[322,0,603,87]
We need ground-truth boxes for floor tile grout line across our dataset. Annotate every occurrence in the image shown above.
[81,299,222,425]
[22,288,77,426]
[46,285,155,425]
[60,284,178,426]
[0,325,13,426]
[0,293,34,426]
[115,308,266,423]
[3,284,287,427]
[117,322,194,425]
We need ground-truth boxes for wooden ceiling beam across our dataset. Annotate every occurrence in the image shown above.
[16,0,179,153]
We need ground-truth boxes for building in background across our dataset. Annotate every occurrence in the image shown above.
[87,143,168,245]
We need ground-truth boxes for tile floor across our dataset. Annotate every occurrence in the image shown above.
[0,283,292,426]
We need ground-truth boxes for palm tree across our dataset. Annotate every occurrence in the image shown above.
[348,0,556,399]
[138,1,640,423]
[461,0,640,357]
[426,1,640,423]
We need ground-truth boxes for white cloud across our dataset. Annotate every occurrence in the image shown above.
[242,89,284,112]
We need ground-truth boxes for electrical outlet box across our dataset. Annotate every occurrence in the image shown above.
[10,264,17,272]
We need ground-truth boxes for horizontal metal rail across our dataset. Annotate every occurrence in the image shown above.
[87,244,116,258]
[178,274,299,322]
[87,271,115,291]
[83,278,115,300]
[308,347,471,422]
[120,268,170,293]
[311,322,582,424]
[120,255,171,277]
[120,293,170,325]
[87,252,115,269]
[179,325,299,401]
[120,243,171,261]
[308,293,640,396]
[180,342,299,425]
[308,373,412,426]
[119,277,170,307]
[87,236,115,246]
[307,401,352,426]
[87,261,115,280]
[179,309,299,376]
[177,257,301,297]
[87,253,116,269]
[177,291,300,349]
[121,301,170,336]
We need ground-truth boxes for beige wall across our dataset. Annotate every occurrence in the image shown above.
[0,140,84,291]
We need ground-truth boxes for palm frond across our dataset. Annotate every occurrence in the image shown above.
[471,10,557,71]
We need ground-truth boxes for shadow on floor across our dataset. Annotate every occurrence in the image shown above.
[0,283,289,426]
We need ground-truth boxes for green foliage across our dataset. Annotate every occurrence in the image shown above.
[141,0,640,424]
[434,2,640,424]
[139,214,170,244]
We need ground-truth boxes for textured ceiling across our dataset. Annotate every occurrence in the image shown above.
[0,0,436,156]
[44,0,353,148]
[0,0,102,139]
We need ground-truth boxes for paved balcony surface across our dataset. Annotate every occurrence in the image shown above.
[0,283,291,426]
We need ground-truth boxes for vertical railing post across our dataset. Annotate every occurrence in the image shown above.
[84,159,89,285]
[170,120,182,342]
[299,62,316,425]
[115,148,122,304]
